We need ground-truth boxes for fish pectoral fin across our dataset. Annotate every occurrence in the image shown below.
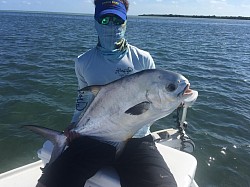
[125,101,150,115]
[79,85,102,96]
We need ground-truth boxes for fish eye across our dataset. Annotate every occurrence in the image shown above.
[166,83,176,92]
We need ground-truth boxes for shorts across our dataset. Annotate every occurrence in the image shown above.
[38,135,177,187]
[115,135,177,187]
[38,136,116,187]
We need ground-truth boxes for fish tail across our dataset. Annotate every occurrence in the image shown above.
[23,125,67,164]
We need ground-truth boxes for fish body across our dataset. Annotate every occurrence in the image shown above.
[24,69,195,164]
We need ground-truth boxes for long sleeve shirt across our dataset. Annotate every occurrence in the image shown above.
[71,44,155,138]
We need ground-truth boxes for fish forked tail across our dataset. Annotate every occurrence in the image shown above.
[22,125,67,164]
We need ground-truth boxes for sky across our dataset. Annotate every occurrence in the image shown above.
[0,0,250,17]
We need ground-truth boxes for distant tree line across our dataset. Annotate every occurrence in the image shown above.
[139,14,250,20]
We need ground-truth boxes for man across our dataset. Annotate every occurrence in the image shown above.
[36,0,177,187]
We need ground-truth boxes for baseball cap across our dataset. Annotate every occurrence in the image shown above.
[94,0,127,21]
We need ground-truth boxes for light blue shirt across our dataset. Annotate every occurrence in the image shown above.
[71,44,155,138]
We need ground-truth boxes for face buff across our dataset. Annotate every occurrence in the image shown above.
[95,20,128,61]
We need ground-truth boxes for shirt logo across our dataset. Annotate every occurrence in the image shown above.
[76,94,87,111]
[115,67,133,77]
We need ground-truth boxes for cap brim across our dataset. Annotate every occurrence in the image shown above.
[99,9,127,21]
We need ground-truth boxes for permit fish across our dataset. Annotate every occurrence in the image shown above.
[24,69,195,164]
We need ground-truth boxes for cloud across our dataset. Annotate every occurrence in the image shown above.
[210,0,227,4]
[84,0,92,3]
[241,3,250,8]
[0,0,249,17]
[22,1,31,5]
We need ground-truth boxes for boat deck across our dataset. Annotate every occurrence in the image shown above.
[0,143,198,187]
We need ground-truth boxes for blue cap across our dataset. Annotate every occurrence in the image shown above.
[95,0,127,21]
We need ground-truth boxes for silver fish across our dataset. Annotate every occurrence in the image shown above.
[24,69,195,164]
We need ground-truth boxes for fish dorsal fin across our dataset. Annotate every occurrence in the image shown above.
[125,101,151,115]
[79,85,102,96]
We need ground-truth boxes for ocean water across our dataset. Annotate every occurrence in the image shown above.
[0,12,250,187]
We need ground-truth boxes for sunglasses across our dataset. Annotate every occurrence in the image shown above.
[98,15,125,25]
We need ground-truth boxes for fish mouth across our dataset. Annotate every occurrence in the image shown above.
[183,84,193,96]
[178,83,193,97]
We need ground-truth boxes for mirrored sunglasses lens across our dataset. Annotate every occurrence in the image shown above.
[113,17,124,25]
[101,17,110,25]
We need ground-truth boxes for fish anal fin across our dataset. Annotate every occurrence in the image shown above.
[125,101,150,115]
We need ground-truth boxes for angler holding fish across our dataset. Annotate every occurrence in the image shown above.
[24,1,195,187]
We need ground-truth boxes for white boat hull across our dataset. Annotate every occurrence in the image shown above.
[0,129,199,187]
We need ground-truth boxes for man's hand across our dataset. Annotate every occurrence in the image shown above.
[64,123,81,144]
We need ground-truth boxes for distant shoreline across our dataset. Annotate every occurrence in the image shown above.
[0,10,87,16]
[1,10,250,20]
[139,14,250,20]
